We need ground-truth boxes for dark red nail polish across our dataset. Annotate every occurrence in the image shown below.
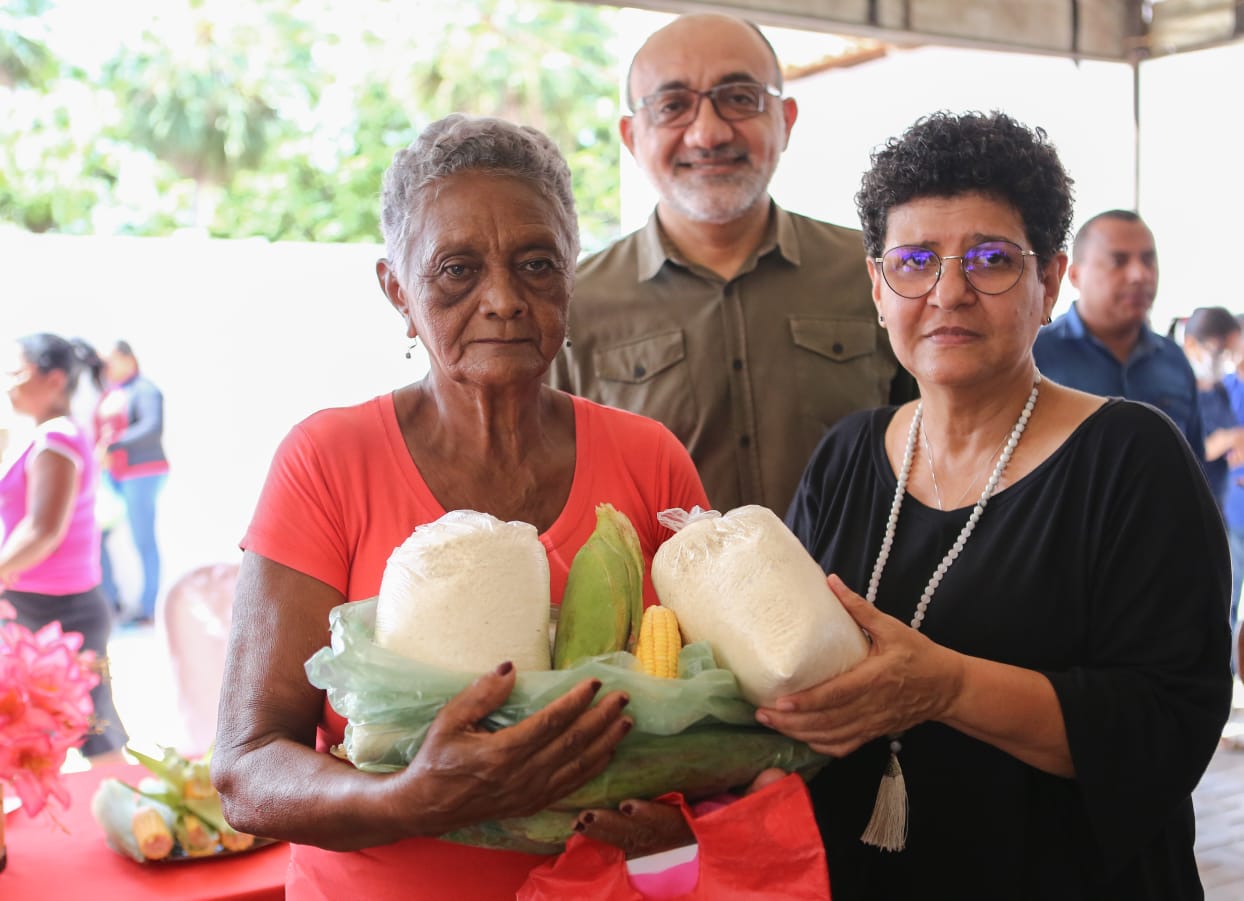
[619,802,634,816]
[581,812,595,825]
[589,679,602,694]
[495,661,513,675]
[573,821,585,832]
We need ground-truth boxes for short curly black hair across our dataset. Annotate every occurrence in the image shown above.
[856,110,1075,265]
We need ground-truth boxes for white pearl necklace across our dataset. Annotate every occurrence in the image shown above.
[857,373,1041,853]
[866,373,1041,629]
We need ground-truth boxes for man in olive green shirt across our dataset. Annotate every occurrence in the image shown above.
[549,13,913,513]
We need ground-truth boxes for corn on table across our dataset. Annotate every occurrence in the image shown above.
[1,760,288,900]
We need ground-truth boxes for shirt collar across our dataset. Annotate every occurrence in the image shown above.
[1067,301,1161,355]
[634,200,797,282]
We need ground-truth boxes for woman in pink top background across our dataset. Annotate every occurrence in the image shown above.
[0,332,128,756]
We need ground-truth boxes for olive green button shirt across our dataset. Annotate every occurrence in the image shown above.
[549,203,914,514]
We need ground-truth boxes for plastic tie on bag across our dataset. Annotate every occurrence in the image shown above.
[656,506,721,533]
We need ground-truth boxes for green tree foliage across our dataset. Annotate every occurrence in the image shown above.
[0,0,623,248]
[0,0,57,89]
[102,1,319,230]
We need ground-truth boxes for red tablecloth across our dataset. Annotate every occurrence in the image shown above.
[2,760,288,900]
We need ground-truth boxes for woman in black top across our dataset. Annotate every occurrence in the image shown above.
[758,111,1231,900]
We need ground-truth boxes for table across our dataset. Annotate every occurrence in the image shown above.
[2,760,289,900]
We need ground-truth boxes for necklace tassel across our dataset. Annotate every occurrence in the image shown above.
[860,373,1040,856]
[861,749,908,852]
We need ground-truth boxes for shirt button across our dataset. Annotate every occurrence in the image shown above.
[732,359,743,371]
[832,342,844,355]
[633,364,646,378]
[739,435,751,448]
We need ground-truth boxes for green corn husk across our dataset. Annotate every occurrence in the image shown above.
[552,505,644,668]
[90,778,178,863]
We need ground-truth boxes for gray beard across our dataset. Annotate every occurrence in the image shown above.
[664,172,770,225]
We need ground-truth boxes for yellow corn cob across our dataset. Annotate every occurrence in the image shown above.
[636,605,681,678]
[131,805,175,860]
[176,813,219,857]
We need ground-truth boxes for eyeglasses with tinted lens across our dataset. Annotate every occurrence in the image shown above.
[633,81,782,128]
[874,241,1039,299]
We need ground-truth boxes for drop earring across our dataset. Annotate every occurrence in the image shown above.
[878,313,886,326]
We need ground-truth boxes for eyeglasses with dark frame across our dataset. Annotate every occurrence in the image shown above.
[632,81,782,129]
[874,240,1039,299]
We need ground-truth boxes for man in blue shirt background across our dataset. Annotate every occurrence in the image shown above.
[1034,209,1205,461]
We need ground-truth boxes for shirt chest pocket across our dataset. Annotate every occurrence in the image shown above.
[592,330,698,441]
[788,317,890,428]
[790,318,877,363]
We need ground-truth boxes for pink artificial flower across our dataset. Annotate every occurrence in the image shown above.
[0,727,72,816]
[0,614,98,819]
[0,653,29,727]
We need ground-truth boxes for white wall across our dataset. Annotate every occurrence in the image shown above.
[1139,41,1244,335]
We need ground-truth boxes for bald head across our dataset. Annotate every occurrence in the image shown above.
[626,14,783,110]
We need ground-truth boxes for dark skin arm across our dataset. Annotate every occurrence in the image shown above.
[211,552,634,850]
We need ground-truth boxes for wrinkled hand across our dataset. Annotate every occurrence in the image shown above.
[394,663,632,835]
[575,767,789,859]
[755,574,963,757]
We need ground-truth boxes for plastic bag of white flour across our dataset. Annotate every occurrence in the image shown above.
[373,509,552,673]
[650,505,869,706]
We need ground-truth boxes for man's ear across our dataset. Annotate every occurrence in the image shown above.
[619,115,635,157]
[1067,260,1081,291]
[780,96,798,151]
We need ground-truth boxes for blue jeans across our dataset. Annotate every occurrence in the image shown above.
[100,472,166,619]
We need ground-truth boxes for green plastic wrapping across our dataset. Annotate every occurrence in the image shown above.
[304,598,828,854]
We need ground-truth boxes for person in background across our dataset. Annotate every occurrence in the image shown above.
[762,111,1230,899]
[1033,209,1205,460]
[1217,317,1244,671]
[1181,306,1244,513]
[95,339,168,625]
[0,333,129,756]
[549,13,914,515]
[212,115,721,900]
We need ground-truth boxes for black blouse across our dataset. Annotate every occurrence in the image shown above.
[786,399,1232,901]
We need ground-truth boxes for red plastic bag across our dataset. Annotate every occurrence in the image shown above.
[517,774,831,900]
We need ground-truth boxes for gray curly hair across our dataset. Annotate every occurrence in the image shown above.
[379,114,580,279]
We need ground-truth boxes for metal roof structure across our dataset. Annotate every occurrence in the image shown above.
[577,0,1242,62]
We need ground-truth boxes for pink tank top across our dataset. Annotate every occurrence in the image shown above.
[0,417,102,594]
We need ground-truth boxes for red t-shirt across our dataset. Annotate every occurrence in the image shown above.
[242,391,709,899]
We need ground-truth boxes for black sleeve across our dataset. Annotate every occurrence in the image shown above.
[1045,403,1232,877]
[111,380,164,450]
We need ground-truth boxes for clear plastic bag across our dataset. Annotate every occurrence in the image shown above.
[651,505,870,706]
[304,598,828,854]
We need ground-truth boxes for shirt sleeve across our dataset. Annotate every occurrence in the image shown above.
[241,421,351,595]
[1045,405,1231,877]
[110,381,164,450]
[31,425,85,473]
[658,426,710,516]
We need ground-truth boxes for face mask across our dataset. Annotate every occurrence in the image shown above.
[1188,345,1227,383]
